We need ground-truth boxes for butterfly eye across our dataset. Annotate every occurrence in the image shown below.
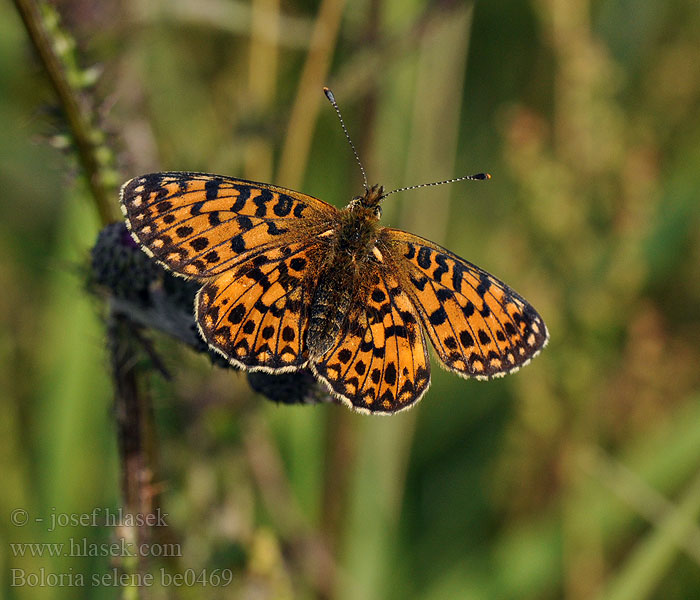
[374,206,382,219]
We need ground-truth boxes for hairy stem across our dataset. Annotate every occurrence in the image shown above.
[12,0,118,225]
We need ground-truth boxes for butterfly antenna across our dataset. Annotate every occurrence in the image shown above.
[323,87,369,192]
[380,172,491,200]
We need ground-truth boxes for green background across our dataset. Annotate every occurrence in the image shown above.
[2,0,700,598]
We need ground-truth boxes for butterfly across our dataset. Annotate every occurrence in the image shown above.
[120,91,548,414]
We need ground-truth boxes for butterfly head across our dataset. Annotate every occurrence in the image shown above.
[348,184,384,219]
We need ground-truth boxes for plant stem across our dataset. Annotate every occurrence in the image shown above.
[12,0,117,225]
[109,314,160,599]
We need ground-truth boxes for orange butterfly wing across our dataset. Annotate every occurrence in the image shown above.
[311,268,430,413]
[197,239,323,372]
[120,172,337,278]
[381,229,548,379]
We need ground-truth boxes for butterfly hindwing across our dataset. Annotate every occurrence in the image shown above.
[312,268,430,413]
[381,229,548,379]
[120,172,337,278]
[197,239,322,372]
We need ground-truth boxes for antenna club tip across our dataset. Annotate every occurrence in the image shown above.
[323,87,335,102]
[484,173,491,180]
[473,172,491,180]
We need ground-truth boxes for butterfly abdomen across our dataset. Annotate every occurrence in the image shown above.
[307,267,355,358]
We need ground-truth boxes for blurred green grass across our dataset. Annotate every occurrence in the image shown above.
[2,0,699,599]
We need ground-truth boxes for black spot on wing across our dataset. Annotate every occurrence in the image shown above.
[463,301,475,317]
[436,288,452,303]
[459,330,474,348]
[429,307,447,326]
[205,178,221,200]
[410,275,428,291]
[290,257,306,271]
[451,261,465,294]
[273,195,293,216]
[204,250,219,263]
[228,304,246,324]
[231,235,246,253]
[253,190,271,217]
[230,187,251,212]
[417,246,432,269]
[190,237,209,251]
[384,362,397,385]
[266,222,289,235]
[238,216,254,231]
[433,254,449,283]
[371,289,386,303]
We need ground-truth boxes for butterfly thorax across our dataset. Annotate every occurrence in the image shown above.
[306,185,385,359]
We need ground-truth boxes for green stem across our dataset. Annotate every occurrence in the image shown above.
[12,0,117,225]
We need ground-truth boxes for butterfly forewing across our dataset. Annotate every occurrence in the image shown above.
[312,268,430,413]
[120,172,337,278]
[381,229,548,379]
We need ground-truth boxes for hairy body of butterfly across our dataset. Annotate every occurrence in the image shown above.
[121,172,548,414]
[307,185,384,358]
